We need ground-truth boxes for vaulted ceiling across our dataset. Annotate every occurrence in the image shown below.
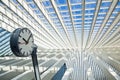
[0,0,120,80]
[0,0,120,52]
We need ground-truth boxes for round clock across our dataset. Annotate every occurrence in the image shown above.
[10,28,34,57]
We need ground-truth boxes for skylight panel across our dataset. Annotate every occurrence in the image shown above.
[85,15,93,18]
[114,8,120,12]
[74,24,81,26]
[63,17,70,20]
[49,13,57,17]
[84,19,92,22]
[84,24,91,26]
[97,13,106,17]
[64,21,71,23]
[108,17,116,22]
[96,20,103,24]
[58,6,68,11]
[56,0,67,5]
[38,15,44,18]
[111,13,118,17]
[86,0,96,2]
[99,9,108,13]
[50,16,57,19]
[53,21,61,24]
[61,14,69,18]
[74,21,82,24]
[74,22,81,25]
[107,21,113,25]
[71,5,82,10]
[85,10,95,14]
[93,27,99,32]
[59,28,65,33]
[55,23,61,26]
[25,0,33,2]
[72,11,81,15]
[70,0,81,3]
[84,18,92,20]
[41,19,47,22]
[74,20,82,22]
[86,3,96,8]
[73,16,82,19]
[52,18,59,21]
[34,10,41,14]
[101,2,111,7]
[42,1,51,7]
[75,25,82,28]
[29,3,37,9]
[53,22,61,27]
[60,12,69,16]
[18,5,25,11]
[11,0,18,4]
[64,21,71,25]
[46,8,54,13]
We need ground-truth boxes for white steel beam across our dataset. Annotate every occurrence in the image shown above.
[16,0,63,48]
[101,26,120,47]
[90,0,118,49]
[50,0,73,48]
[33,0,69,49]
[105,34,120,46]
[94,13,120,48]
[67,0,78,48]
[0,11,53,49]
[85,0,102,49]
[0,1,59,49]
[81,0,85,50]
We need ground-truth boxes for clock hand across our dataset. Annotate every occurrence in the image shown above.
[18,42,26,44]
[22,38,28,44]
[27,34,32,43]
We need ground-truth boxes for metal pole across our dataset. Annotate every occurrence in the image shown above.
[31,44,41,80]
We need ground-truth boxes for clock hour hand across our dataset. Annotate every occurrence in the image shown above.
[22,38,28,44]
[18,42,26,44]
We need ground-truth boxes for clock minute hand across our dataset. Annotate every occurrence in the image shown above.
[27,34,32,42]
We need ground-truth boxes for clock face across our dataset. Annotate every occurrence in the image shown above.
[18,28,34,56]
[10,28,34,57]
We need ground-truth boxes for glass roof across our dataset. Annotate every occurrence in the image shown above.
[0,0,120,56]
[0,1,120,80]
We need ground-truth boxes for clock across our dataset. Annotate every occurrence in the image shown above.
[10,28,34,57]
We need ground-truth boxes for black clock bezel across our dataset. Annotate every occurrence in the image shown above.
[10,28,34,57]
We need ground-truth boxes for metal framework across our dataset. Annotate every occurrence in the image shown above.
[0,0,120,79]
[0,0,120,52]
